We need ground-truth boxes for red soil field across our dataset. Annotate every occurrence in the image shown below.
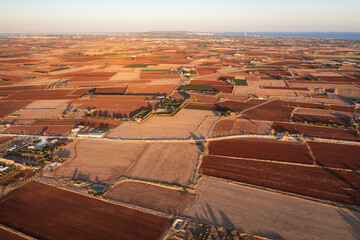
[74,98,157,118]
[0,136,12,144]
[170,90,190,100]
[308,141,360,170]
[211,85,233,93]
[189,93,219,103]
[67,72,116,82]
[292,114,350,126]
[0,59,40,64]
[321,76,359,83]
[0,100,33,118]
[272,122,359,142]
[32,118,121,129]
[258,69,292,76]
[62,55,104,62]
[262,86,309,91]
[68,88,91,97]
[311,94,329,99]
[139,72,179,79]
[196,67,219,75]
[126,85,176,95]
[94,87,127,94]
[240,100,294,121]
[0,228,27,240]
[186,99,266,112]
[3,125,74,136]
[0,85,47,92]
[289,79,353,85]
[217,93,250,102]
[0,181,170,240]
[4,90,76,101]
[281,101,355,112]
[0,75,31,86]
[208,138,313,164]
[201,155,360,206]
[190,80,229,86]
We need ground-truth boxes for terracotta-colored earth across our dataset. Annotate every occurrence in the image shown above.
[207,137,313,164]
[201,155,360,206]
[0,181,170,240]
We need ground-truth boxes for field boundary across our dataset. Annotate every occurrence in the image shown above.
[196,175,360,211]
[0,224,36,240]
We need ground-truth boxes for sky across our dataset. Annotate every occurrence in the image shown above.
[0,0,359,33]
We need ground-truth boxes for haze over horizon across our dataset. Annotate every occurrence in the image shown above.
[1,0,360,34]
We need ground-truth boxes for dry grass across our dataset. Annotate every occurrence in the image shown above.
[126,143,201,186]
[51,140,147,181]
[108,109,217,139]
[105,180,196,214]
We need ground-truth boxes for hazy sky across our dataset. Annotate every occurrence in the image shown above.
[0,0,359,33]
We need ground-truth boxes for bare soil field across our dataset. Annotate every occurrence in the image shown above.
[196,67,220,75]
[125,85,176,95]
[93,87,127,94]
[67,72,116,82]
[308,141,360,170]
[272,122,359,141]
[126,143,201,186]
[200,155,360,206]
[0,100,32,118]
[186,99,266,112]
[4,90,76,101]
[293,113,350,126]
[108,109,217,139]
[210,119,272,137]
[185,176,360,240]
[2,125,74,136]
[262,86,309,91]
[5,100,70,120]
[281,101,355,112]
[73,97,156,118]
[240,100,295,121]
[139,72,179,79]
[208,138,313,164]
[294,108,353,118]
[105,180,196,214]
[52,140,147,181]
[0,181,170,240]
[33,118,121,129]
[189,93,219,103]
[0,227,27,240]
[217,93,250,102]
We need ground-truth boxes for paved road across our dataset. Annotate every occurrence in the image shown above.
[185,177,360,240]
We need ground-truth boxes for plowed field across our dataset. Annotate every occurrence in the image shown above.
[201,155,360,206]
[0,181,170,240]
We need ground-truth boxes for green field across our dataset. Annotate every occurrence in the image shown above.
[199,63,214,66]
[234,79,248,86]
[124,64,153,68]
[178,84,212,91]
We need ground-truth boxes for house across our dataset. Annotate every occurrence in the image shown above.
[89,132,106,138]
[89,184,107,194]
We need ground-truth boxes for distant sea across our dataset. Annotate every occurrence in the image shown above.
[217,32,360,40]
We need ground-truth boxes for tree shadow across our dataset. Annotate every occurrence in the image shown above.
[336,208,360,239]
[71,168,90,181]
[251,230,286,240]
